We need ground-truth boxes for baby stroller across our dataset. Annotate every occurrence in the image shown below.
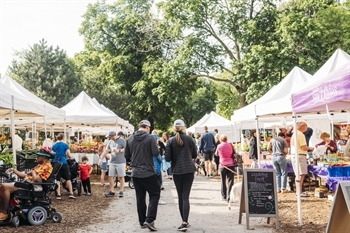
[113,163,134,189]
[59,158,82,196]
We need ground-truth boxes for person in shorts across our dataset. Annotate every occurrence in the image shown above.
[291,121,314,197]
[52,133,76,199]
[199,126,216,177]
[101,131,126,197]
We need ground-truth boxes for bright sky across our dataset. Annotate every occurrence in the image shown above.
[0,0,103,76]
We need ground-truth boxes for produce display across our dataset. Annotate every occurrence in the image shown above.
[0,149,39,167]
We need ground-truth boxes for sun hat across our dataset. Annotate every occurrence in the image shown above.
[174,119,185,127]
[36,151,52,158]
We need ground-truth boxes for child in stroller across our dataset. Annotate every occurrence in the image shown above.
[58,158,82,197]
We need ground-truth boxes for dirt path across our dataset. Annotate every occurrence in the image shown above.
[77,175,275,233]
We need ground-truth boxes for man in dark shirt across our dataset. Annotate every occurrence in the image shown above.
[199,126,216,177]
[124,120,160,231]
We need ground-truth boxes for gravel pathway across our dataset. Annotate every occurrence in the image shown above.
[77,175,275,233]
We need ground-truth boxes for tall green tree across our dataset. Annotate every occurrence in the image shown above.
[158,0,282,107]
[78,0,204,129]
[9,39,82,107]
[73,51,133,121]
[314,0,350,58]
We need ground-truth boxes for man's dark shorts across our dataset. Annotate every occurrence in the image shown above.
[203,150,214,161]
[56,164,71,181]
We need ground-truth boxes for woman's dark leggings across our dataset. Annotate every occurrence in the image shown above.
[82,178,91,193]
[173,172,194,223]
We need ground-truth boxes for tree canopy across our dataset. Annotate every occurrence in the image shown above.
[9,39,82,108]
[6,0,350,131]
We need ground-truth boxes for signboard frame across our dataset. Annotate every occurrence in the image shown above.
[239,169,279,230]
[326,181,350,233]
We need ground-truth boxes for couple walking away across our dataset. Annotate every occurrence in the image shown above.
[125,119,197,232]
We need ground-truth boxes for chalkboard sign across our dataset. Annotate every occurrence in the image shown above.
[327,181,350,233]
[239,169,279,230]
[247,169,276,214]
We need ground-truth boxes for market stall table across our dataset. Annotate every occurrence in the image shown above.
[261,162,350,191]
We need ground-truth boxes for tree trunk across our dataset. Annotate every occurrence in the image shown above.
[239,93,247,108]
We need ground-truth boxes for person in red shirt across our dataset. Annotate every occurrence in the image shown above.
[80,156,93,196]
[315,132,337,154]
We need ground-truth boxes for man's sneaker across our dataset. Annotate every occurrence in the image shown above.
[69,194,76,199]
[82,192,87,196]
[141,225,147,229]
[119,191,124,197]
[177,223,190,232]
[143,221,157,231]
[56,195,62,200]
[105,191,115,197]
[87,193,91,196]
[158,199,166,205]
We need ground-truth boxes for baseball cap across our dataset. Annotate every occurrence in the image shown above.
[108,131,117,137]
[117,131,125,136]
[139,120,151,127]
[174,119,185,127]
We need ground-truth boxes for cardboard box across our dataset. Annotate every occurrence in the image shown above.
[314,191,325,198]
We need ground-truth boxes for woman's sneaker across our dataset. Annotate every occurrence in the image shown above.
[69,194,76,199]
[105,191,115,197]
[177,223,190,232]
[56,195,62,200]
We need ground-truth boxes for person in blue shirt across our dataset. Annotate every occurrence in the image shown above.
[199,126,216,177]
[52,133,76,199]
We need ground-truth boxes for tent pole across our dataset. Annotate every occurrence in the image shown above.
[44,111,47,140]
[255,105,261,168]
[292,113,302,225]
[11,96,16,166]
[32,121,36,149]
[64,118,67,142]
[330,114,334,140]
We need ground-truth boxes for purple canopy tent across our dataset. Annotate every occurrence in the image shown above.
[292,62,350,113]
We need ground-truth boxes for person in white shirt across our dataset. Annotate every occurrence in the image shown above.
[42,135,53,147]
[13,131,23,151]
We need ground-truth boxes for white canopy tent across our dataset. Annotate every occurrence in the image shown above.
[249,49,350,226]
[1,78,66,164]
[1,91,135,137]
[0,75,65,119]
[61,91,121,126]
[186,113,208,133]
[187,111,235,142]
[256,49,350,117]
[233,67,312,122]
